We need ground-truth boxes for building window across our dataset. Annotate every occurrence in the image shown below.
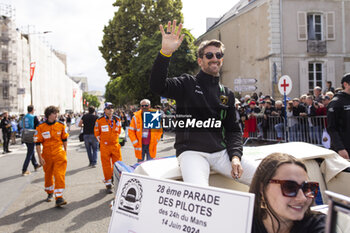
[308,63,323,92]
[307,14,323,40]
[3,79,9,99]
[1,64,8,72]
[1,51,8,61]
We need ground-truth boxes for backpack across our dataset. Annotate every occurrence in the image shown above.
[21,115,36,143]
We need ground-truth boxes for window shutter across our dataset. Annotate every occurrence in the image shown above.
[326,60,335,85]
[297,12,307,40]
[326,12,335,40]
[345,62,350,74]
[299,60,308,95]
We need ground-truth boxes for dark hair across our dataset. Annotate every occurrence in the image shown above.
[44,106,59,118]
[249,153,309,233]
[27,105,34,113]
[197,39,225,58]
[88,106,95,114]
[327,81,332,85]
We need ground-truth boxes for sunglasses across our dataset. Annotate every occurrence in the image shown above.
[106,106,113,110]
[269,179,319,198]
[204,52,224,60]
[141,105,149,108]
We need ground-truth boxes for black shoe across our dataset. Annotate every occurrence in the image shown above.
[34,164,42,171]
[91,164,97,168]
[55,197,67,207]
[6,150,11,153]
[46,193,54,202]
[106,184,113,194]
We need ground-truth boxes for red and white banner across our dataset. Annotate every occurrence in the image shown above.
[30,62,36,82]
[73,89,77,98]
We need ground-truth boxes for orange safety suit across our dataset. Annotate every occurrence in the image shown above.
[94,115,122,186]
[34,121,69,199]
[128,109,163,160]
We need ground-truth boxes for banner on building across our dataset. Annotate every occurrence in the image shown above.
[30,62,36,82]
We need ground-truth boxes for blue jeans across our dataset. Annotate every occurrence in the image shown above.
[138,144,152,162]
[274,123,284,139]
[84,134,98,165]
[309,126,321,145]
[22,142,38,172]
[289,125,298,142]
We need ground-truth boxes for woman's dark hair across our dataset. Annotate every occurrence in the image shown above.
[44,106,59,118]
[249,153,309,233]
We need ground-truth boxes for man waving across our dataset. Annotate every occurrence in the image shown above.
[150,20,243,186]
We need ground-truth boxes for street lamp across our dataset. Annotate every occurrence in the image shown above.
[26,30,52,105]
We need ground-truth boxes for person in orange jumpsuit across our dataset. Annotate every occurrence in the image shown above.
[94,102,122,193]
[129,99,163,162]
[35,106,69,207]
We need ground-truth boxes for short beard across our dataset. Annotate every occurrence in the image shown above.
[204,62,221,76]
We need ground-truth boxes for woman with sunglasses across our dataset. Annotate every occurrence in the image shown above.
[250,153,325,233]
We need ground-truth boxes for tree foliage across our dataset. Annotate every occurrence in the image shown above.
[100,0,200,106]
[83,92,100,108]
[99,0,183,79]
[129,29,197,104]
[104,75,134,106]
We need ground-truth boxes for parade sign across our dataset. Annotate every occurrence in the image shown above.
[109,173,255,233]
[278,75,292,95]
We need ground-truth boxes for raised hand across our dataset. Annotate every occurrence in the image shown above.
[159,20,185,55]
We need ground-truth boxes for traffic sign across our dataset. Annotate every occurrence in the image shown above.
[278,75,292,95]
[234,78,257,85]
[17,88,25,94]
[234,85,257,92]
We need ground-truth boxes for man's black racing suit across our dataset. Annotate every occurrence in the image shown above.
[327,91,350,155]
[150,52,242,161]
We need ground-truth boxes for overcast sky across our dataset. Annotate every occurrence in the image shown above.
[2,0,238,93]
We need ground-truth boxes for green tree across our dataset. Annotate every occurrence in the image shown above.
[99,0,184,104]
[83,92,100,108]
[99,0,183,79]
[104,75,134,106]
[129,28,197,104]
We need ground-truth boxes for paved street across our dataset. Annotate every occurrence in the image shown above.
[0,127,176,232]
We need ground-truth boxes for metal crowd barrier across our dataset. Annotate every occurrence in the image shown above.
[243,115,327,146]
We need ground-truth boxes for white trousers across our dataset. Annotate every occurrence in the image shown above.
[178,150,233,186]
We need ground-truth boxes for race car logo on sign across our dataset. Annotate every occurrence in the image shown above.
[118,178,143,215]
